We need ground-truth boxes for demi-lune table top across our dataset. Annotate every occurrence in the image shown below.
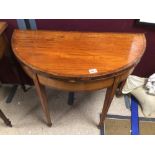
[12,30,146,80]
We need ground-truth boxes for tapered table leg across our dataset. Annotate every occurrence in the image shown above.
[0,109,12,127]
[32,74,52,127]
[98,77,120,129]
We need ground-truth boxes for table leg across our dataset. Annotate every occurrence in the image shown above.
[6,85,18,104]
[0,109,12,127]
[32,74,52,127]
[98,77,120,129]
[115,80,126,97]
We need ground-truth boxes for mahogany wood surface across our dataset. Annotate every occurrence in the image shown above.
[11,30,146,128]
[12,30,146,81]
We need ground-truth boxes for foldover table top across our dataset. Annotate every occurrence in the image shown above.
[12,30,146,81]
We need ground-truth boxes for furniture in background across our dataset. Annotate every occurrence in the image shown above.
[0,22,12,127]
[12,30,146,129]
[0,20,33,104]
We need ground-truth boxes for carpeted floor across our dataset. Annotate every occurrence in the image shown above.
[0,85,155,135]
[105,117,155,135]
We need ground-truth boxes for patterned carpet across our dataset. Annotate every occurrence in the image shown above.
[0,85,155,135]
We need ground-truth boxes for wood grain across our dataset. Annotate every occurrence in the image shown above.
[12,30,146,81]
[22,64,133,92]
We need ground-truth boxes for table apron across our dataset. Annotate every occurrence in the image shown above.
[22,64,133,92]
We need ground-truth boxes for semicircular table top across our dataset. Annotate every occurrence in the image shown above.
[11,30,146,80]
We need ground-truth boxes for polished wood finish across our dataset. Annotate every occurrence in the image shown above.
[12,30,146,81]
[11,30,146,128]
[0,22,12,127]
[22,64,132,91]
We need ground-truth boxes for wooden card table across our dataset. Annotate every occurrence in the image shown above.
[11,30,146,128]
